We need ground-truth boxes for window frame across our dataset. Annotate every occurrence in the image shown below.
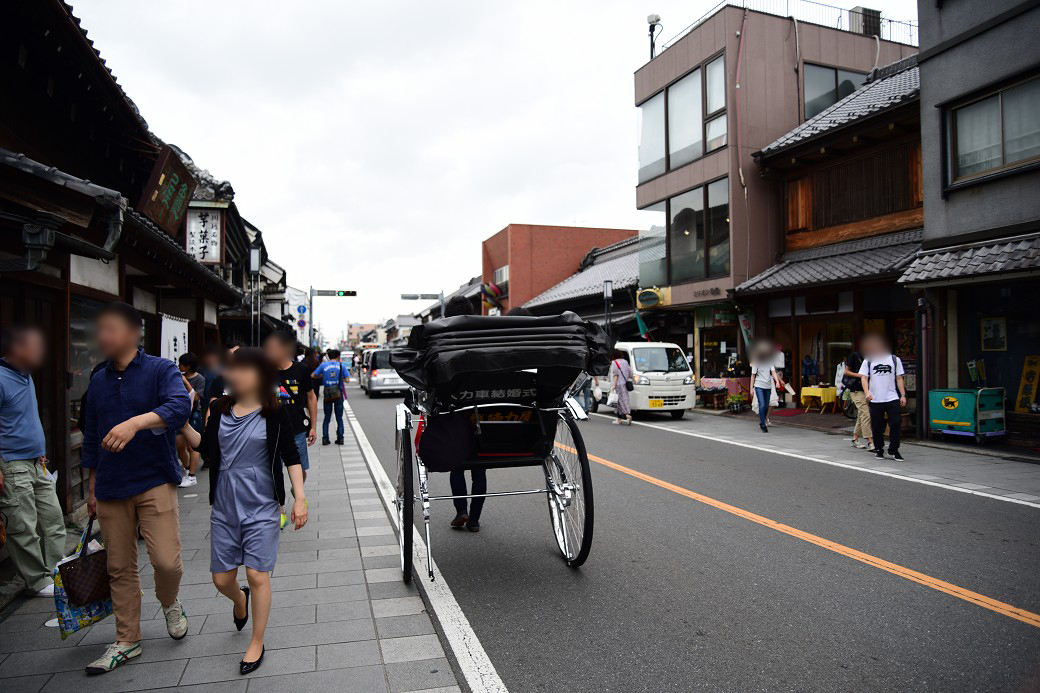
[636,50,728,185]
[659,174,730,285]
[802,62,867,121]
[945,73,1040,190]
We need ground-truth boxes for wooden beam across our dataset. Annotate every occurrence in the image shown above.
[785,207,923,251]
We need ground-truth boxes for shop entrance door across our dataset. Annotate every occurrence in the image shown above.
[799,320,854,388]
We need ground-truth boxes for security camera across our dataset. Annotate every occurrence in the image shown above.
[648,14,661,25]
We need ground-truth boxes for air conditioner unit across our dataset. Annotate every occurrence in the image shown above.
[636,286,671,310]
[850,6,882,37]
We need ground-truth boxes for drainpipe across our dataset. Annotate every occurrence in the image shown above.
[735,10,751,283]
[915,296,932,439]
[0,212,64,273]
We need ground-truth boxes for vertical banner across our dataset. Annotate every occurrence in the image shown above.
[738,313,754,349]
[160,313,190,363]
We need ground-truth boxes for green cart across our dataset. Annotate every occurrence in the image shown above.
[928,388,1006,443]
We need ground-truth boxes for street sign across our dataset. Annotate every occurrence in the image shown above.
[313,290,357,297]
[297,305,307,314]
[401,293,441,300]
[298,319,307,328]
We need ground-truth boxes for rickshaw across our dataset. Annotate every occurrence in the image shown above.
[390,312,609,582]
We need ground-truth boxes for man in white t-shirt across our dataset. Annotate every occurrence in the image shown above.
[857,334,907,462]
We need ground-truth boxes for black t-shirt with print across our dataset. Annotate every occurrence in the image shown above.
[277,362,314,434]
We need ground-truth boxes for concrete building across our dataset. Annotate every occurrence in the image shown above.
[633,1,916,379]
[481,224,635,314]
[900,0,1040,445]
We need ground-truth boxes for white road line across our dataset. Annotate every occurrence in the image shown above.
[345,402,509,693]
[590,413,1040,510]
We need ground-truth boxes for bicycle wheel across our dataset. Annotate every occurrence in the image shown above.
[545,413,594,567]
[843,396,857,420]
[395,429,414,583]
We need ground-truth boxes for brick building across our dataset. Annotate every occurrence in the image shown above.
[480,224,635,314]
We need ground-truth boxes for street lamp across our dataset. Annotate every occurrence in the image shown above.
[248,238,262,346]
[603,280,614,345]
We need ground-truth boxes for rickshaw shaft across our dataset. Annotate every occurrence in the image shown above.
[425,489,550,501]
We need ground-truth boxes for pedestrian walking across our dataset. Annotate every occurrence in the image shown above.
[442,295,487,532]
[858,334,907,462]
[580,375,597,414]
[80,302,191,675]
[750,343,781,433]
[842,351,874,451]
[181,347,307,676]
[263,330,316,481]
[303,347,323,400]
[177,352,206,487]
[0,324,66,598]
[609,350,633,425]
[312,349,348,445]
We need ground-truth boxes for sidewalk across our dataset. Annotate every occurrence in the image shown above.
[659,408,1040,505]
[0,425,462,693]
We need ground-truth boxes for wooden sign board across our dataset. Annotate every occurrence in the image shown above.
[137,145,196,236]
[185,208,225,265]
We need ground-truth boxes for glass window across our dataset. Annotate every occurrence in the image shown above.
[707,178,730,278]
[668,69,703,168]
[1003,78,1040,165]
[706,56,725,114]
[638,202,667,288]
[669,187,705,283]
[632,346,691,373]
[955,96,1001,177]
[638,92,666,182]
[804,64,866,120]
[69,295,105,425]
[706,115,727,152]
[371,351,393,370]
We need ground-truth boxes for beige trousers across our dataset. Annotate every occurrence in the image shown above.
[849,391,872,440]
[96,483,182,643]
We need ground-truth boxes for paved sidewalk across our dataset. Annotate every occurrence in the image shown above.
[0,424,461,693]
[640,408,1040,505]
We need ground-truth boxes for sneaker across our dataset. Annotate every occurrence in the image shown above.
[335,438,344,445]
[178,474,197,488]
[34,583,55,598]
[162,599,188,640]
[852,440,866,449]
[322,438,331,446]
[874,451,885,460]
[467,521,481,533]
[86,642,142,675]
[890,451,905,462]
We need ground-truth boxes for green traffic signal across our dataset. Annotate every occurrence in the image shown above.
[336,290,356,297]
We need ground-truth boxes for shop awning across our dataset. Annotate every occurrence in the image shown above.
[898,232,1040,286]
[735,229,922,295]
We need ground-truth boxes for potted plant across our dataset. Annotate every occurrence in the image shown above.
[726,394,746,412]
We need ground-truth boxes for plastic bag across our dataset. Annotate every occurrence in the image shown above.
[606,392,618,407]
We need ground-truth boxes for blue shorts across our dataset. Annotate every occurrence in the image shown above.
[294,431,310,471]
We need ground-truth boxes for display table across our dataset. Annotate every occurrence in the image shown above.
[801,386,838,413]
[700,377,752,396]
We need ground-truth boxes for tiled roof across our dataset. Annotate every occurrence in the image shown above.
[758,55,919,158]
[525,237,641,308]
[899,232,1040,284]
[735,229,922,294]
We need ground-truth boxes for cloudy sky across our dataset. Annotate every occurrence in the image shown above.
[75,0,916,341]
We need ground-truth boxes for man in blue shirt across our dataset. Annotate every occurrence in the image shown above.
[312,349,349,445]
[0,324,66,598]
[80,303,192,675]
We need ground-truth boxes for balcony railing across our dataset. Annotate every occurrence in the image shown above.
[658,0,918,56]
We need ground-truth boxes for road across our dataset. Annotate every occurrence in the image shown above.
[345,386,1040,692]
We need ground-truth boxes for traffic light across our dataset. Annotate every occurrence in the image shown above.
[336,290,356,297]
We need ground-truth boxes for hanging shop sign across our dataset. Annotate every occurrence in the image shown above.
[185,208,224,264]
[138,146,197,236]
[159,313,190,363]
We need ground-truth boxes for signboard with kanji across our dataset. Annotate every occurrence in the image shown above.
[1015,354,1039,413]
[185,208,224,264]
[137,145,196,236]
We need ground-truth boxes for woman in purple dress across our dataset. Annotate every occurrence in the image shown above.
[609,350,633,425]
[182,348,308,675]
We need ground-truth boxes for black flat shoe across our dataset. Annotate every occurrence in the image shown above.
[467,521,481,533]
[240,646,264,675]
[233,586,250,631]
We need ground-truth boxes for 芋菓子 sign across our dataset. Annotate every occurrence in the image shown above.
[138,146,197,236]
[185,208,224,264]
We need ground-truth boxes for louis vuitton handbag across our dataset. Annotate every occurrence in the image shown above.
[58,516,110,606]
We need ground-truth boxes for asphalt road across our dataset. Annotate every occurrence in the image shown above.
[346,386,1040,692]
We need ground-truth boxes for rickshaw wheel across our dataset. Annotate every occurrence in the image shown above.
[396,430,414,583]
[546,413,594,568]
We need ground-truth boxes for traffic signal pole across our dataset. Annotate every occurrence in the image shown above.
[309,289,357,349]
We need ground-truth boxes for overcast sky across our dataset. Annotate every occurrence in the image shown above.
[75,0,916,341]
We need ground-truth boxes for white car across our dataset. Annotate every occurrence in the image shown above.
[361,349,406,397]
[608,341,696,419]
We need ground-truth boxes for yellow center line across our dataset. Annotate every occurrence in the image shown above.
[557,443,1040,629]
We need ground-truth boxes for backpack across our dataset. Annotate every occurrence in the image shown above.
[323,363,345,403]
